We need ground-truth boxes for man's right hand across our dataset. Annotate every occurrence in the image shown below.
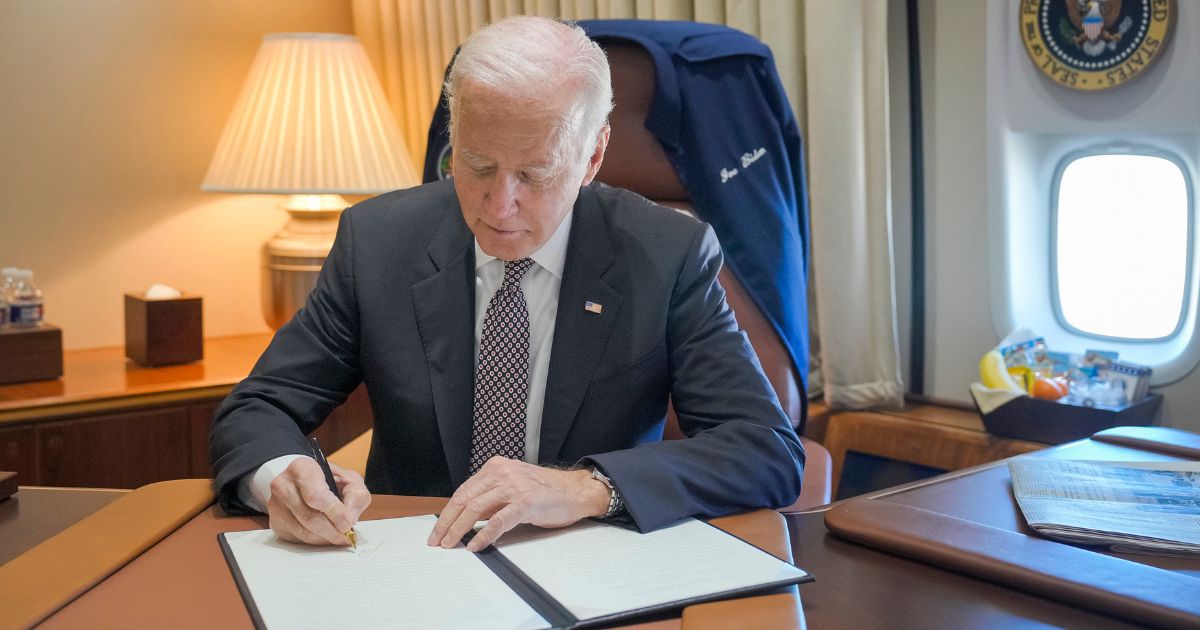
[266,457,371,545]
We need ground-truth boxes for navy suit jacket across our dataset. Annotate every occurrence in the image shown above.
[210,179,805,532]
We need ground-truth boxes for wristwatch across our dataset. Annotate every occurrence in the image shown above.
[590,467,625,519]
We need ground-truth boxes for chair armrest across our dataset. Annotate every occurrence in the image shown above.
[778,437,833,512]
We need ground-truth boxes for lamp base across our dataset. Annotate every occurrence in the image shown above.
[262,195,347,329]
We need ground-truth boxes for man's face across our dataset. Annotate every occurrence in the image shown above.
[452,83,607,261]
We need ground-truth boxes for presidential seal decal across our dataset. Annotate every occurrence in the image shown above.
[1019,0,1173,91]
[436,142,454,180]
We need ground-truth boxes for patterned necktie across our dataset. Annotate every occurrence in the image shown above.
[469,258,535,475]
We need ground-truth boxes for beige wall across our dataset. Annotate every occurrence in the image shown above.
[0,0,353,350]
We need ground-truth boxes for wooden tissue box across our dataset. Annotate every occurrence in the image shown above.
[124,293,203,367]
[0,323,63,384]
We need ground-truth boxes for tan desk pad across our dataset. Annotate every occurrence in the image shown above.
[0,479,214,629]
[39,496,804,629]
[824,428,1200,628]
[0,486,126,566]
[787,509,1147,629]
[1092,425,1200,460]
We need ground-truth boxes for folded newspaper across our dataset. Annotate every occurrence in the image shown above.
[1008,458,1200,557]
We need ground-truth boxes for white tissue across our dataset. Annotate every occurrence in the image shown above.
[144,283,183,299]
[968,382,1024,415]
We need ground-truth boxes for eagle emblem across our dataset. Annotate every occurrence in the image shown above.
[436,143,453,180]
[1064,0,1131,57]
[1019,0,1174,91]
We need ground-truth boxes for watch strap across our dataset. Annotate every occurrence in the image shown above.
[590,468,625,519]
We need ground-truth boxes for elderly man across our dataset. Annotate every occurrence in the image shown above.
[210,15,804,552]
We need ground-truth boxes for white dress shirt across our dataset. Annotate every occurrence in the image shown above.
[238,212,574,511]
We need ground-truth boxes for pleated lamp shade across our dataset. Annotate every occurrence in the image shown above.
[202,33,417,194]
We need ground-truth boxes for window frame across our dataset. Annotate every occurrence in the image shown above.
[1049,145,1195,344]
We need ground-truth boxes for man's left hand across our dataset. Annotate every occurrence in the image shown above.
[427,457,610,552]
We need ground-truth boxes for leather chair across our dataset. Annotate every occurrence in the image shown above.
[593,41,831,511]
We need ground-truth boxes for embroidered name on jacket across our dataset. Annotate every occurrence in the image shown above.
[720,147,767,183]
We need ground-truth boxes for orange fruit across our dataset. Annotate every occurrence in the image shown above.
[1032,376,1068,400]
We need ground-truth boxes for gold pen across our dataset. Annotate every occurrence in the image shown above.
[310,437,358,549]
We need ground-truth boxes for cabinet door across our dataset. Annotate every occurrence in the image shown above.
[39,408,191,488]
[0,425,37,485]
[188,401,220,478]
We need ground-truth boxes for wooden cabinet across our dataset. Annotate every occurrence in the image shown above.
[188,401,220,479]
[0,425,36,484]
[823,404,1047,498]
[0,335,372,489]
[40,407,192,488]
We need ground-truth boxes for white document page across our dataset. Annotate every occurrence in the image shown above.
[222,515,548,630]
[494,517,808,622]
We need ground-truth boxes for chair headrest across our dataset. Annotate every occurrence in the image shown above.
[594,42,689,202]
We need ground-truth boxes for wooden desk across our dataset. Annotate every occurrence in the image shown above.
[823,403,1046,497]
[7,431,1196,628]
[788,510,1138,628]
[791,428,1200,628]
[14,494,802,629]
[0,335,371,488]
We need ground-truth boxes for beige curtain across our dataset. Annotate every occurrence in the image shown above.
[351,0,804,167]
[351,1,907,411]
[804,0,904,410]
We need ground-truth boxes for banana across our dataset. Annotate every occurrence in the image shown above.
[979,350,1026,393]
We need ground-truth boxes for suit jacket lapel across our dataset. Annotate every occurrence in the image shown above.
[540,186,622,463]
[412,208,476,488]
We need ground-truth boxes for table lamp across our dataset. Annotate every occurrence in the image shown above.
[202,33,417,329]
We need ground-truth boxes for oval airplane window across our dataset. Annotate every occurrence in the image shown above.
[1053,152,1192,341]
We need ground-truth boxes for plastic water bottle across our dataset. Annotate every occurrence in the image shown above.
[0,267,16,328]
[8,269,44,327]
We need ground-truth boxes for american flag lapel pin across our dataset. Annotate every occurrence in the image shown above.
[584,301,603,314]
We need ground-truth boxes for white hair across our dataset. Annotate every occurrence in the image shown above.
[445,16,613,166]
